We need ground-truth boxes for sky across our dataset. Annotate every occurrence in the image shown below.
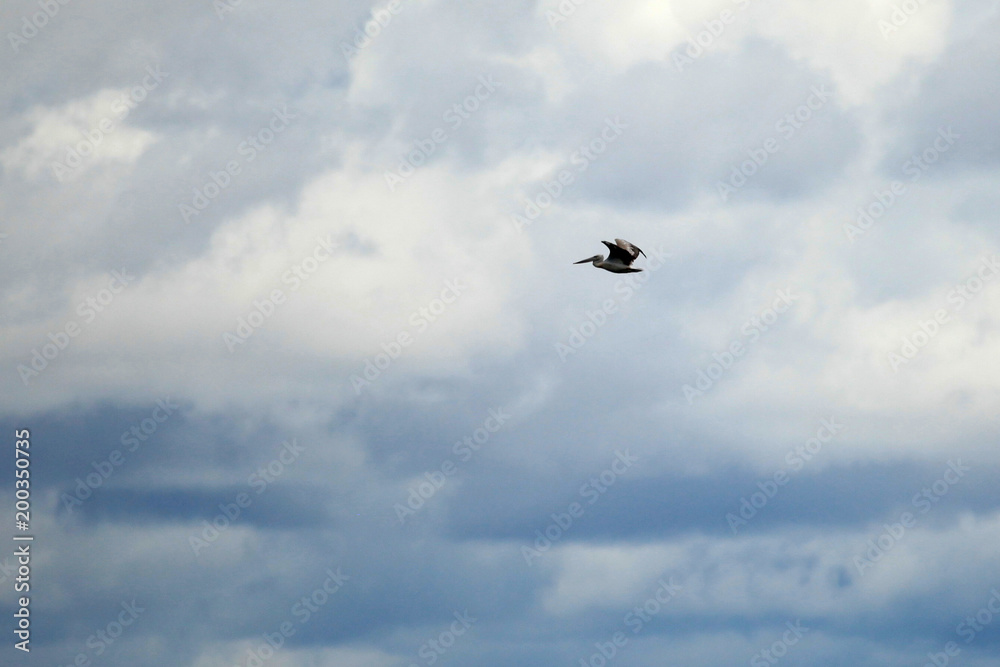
[1,0,1000,665]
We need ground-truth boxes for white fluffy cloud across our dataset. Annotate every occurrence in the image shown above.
[2,0,998,665]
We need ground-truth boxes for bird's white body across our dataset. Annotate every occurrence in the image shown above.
[587,258,641,273]
[574,239,646,274]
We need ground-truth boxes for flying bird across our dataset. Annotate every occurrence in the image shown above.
[574,239,646,273]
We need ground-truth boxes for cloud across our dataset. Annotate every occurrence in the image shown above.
[2,0,999,665]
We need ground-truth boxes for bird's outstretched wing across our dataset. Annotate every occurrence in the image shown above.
[603,239,645,265]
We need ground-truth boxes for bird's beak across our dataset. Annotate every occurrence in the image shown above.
[573,256,597,264]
